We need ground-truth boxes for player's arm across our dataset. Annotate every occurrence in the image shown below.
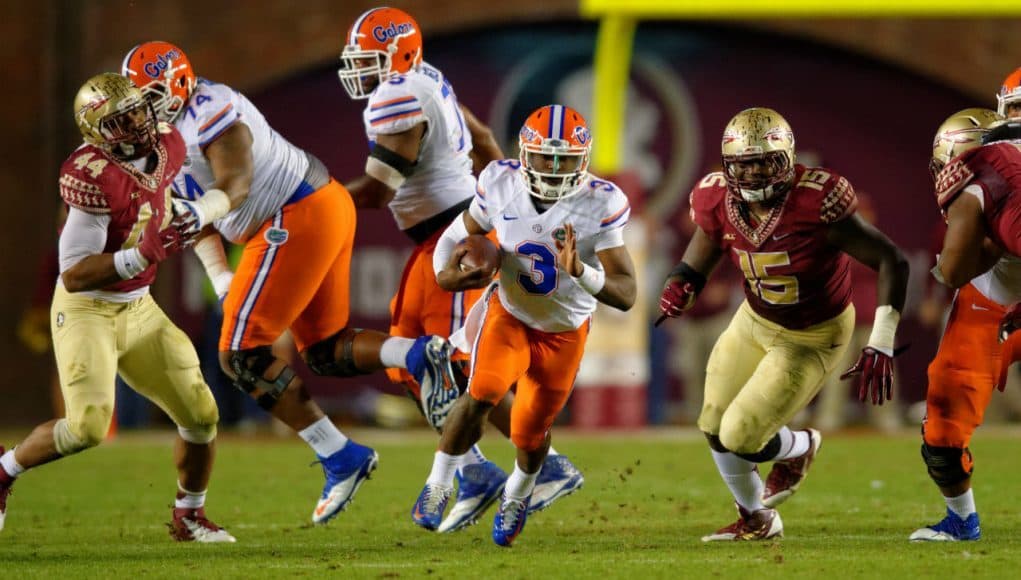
[345,124,426,209]
[433,210,493,291]
[591,243,637,312]
[203,122,253,209]
[460,104,503,175]
[658,226,725,320]
[933,192,998,288]
[59,207,171,292]
[191,227,233,299]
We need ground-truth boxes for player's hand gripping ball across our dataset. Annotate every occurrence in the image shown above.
[456,235,501,276]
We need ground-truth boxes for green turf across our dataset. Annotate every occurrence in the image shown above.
[1,428,1018,578]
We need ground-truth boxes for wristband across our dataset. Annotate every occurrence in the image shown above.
[867,305,901,356]
[194,189,231,226]
[114,248,148,279]
[573,262,606,295]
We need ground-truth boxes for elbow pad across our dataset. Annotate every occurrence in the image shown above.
[366,144,417,190]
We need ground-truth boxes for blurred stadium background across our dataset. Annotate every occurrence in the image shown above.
[3,0,1021,433]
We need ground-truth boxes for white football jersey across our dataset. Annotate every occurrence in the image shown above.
[171,78,309,243]
[469,160,631,333]
[971,255,1021,306]
[363,61,476,231]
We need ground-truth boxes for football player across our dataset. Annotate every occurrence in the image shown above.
[658,108,909,541]
[122,41,460,525]
[910,108,1019,542]
[339,7,584,532]
[412,105,636,547]
[0,73,233,542]
[997,67,1021,119]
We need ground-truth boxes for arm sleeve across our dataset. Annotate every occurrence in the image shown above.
[365,82,425,135]
[819,175,858,224]
[192,83,241,147]
[58,207,110,273]
[433,214,471,276]
[594,191,630,252]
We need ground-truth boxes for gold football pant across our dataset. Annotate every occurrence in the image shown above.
[51,286,218,447]
[698,301,854,454]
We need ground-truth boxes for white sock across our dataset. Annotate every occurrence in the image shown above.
[175,482,207,509]
[945,489,977,519]
[711,450,765,511]
[505,462,540,500]
[457,445,488,472]
[774,427,811,460]
[0,449,26,478]
[427,450,460,488]
[298,416,349,457]
[380,337,415,369]
[547,446,560,456]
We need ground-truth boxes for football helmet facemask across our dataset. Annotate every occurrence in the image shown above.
[996,67,1021,119]
[74,72,159,160]
[518,104,592,202]
[122,41,197,124]
[339,7,423,99]
[721,108,796,203]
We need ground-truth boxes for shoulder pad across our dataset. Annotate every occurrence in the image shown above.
[935,149,979,211]
[366,81,425,135]
[58,147,113,214]
[185,82,238,146]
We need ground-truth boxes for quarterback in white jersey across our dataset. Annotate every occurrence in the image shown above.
[124,41,463,526]
[411,105,636,547]
[341,7,587,533]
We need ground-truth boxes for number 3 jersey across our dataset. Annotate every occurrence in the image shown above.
[469,160,631,333]
[170,78,311,243]
[689,165,857,330]
[361,62,476,232]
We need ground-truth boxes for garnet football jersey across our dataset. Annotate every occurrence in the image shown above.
[936,142,1021,257]
[689,165,857,329]
[468,160,630,333]
[57,123,186,294]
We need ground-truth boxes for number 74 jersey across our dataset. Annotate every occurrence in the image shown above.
[689,164,857,330]
[469,160,631,333]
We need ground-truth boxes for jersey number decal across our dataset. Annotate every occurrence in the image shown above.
[72,152,109,179]
[734,249,799,305]
[798,169,831,191]
[516,242,558,296]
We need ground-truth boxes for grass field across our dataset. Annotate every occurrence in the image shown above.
[1,427,1019,578]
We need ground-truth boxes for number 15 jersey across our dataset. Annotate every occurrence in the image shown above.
[689,165,858,330]
[469,160,631,333]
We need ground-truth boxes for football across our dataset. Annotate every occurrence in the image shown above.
[456,234,501,275]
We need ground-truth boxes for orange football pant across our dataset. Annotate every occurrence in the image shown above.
[924,283,1021,448]
[467,292,589,451]
[386,229,493,394]
[221,180,355,353]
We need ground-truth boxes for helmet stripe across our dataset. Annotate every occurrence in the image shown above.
[550,104,564,139]
[350,8,382,44]
[121,43,142,77]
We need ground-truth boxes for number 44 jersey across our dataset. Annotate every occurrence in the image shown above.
[689,165,858,330]
[469,160,631,333]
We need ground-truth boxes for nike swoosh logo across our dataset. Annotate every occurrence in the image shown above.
[971,304,989,311]
[502,215,518,220]
[772,232,793,241]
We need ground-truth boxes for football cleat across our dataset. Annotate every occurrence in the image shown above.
[312,441,379,524]
[0,446,12,533]
[406,336,459,428]
[492,495,531,547]
[437,461,507,533]
[702,504,783,542]
[909,509,981,542]
[762,429,822,508]
[168,507,236,543]
[528,454,584,514]
[411,483,453,531]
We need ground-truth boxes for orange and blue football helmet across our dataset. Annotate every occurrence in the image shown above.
[997,67,1021,119]
[518,105,592,201]
[121,41,197,124]
[339,7,423,99]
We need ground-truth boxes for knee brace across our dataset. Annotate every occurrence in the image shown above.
[228,346,296,411]
[53,418,95,456]
[734,433,782,463]
[305,328,367,377]
[921,443,974,487]
[177,424,217,445]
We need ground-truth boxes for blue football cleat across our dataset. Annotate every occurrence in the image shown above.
[493,495,531,547]
[909,509,981,541]
[437,461,508,533]
[411,483,453,531]
[405,336,459,428]
[312,441,379,524]
[528,454,584,514]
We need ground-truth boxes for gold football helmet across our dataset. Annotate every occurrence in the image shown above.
[929,108,1003,182]
[721,108,796,203]
[73,72,158,160]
